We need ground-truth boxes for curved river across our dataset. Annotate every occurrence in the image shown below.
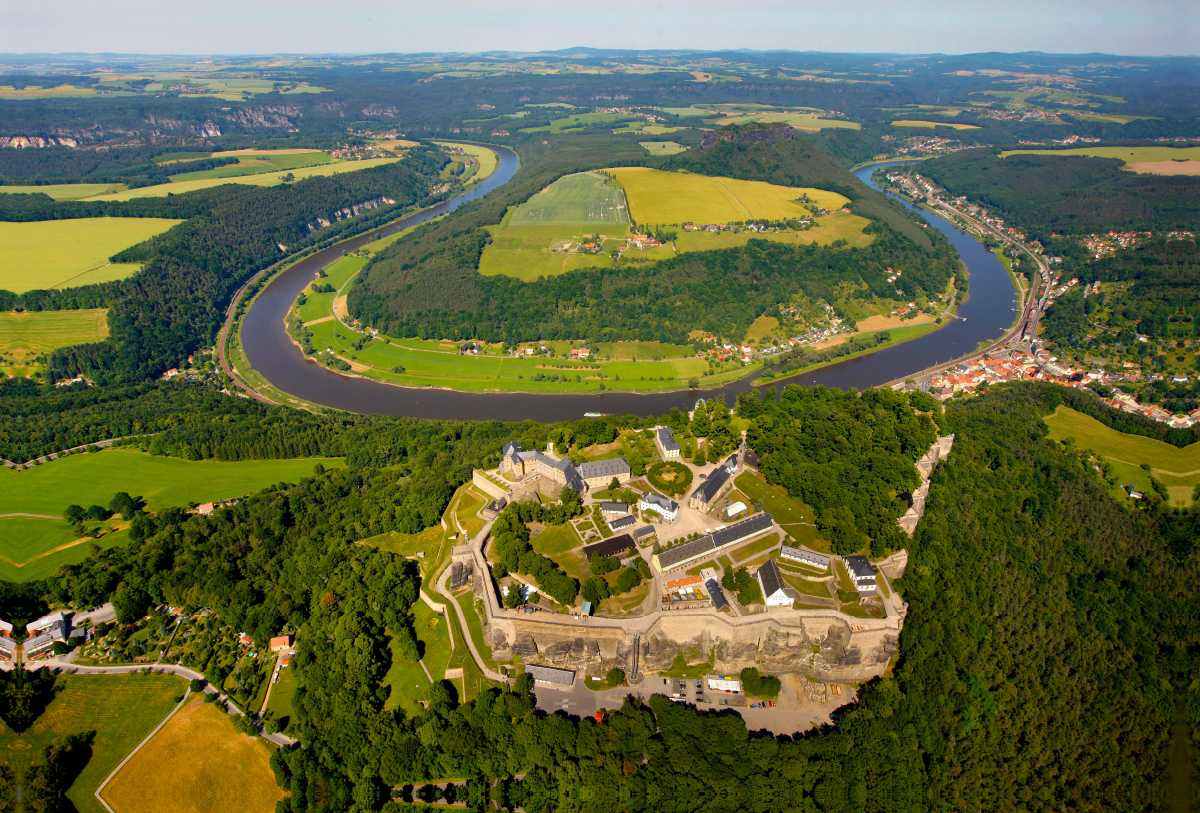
[242,155,1019,421]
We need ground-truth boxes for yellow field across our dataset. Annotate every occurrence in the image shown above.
[101,697,284,813]
[435,141,499,180]
[0,183,126,200]
[0,84,99,98]
[1001,145,1200,172]
[607,167,849,225]
[88,156,405,201]
[674,213,872,251]
[0,218,183,293]
[891,120,981,130]
[716,112,860,131]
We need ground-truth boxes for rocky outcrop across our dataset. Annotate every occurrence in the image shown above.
[0,135,79,149]
[701,125,796,150]
[898,434,954,536]
[305,197,397,232]
[362,105,398,117]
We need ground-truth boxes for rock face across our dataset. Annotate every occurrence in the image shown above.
[701,126,796,150]
[0,135,79,148]
[305,197,397,232]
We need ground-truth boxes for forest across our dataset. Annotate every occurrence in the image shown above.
[2,382,1193,812]
[917,149,1200,238]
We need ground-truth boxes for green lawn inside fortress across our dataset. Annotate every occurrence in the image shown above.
[0,672,185,813]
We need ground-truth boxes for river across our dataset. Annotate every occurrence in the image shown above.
[240,156,1020,421]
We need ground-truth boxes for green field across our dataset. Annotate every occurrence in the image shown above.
[478,224,626,281]
[264,664,298,725]
[169,151,332,181]
[1043,406,1200,506]
[0,448,343,515]
[639,141,688,155]
[675,213,872,252]
[716,112,861,131]
[607,167,850,225]
[1000,146,1200,164]
[0,183,126,200]
[891,120,981,130]
[521,112,635,133]
[530,523,587,582]
[0,516,132,582]
[0,308,108,371]
[0,672,185,813]
[88,156,405,201]
[434,142,499,183]
[0,217,183,292]
[509,172,629,225]
[753,322,941,386]
[454,588,499,669]
[734,472,829,550]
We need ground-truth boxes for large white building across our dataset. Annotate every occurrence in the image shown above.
[756,559,797,608]
[639,492,679,521]
[843,555,878,593]
[499,442,631,493]
[655,427,681,459]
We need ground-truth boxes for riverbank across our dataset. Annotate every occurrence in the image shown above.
[751,322,942,386]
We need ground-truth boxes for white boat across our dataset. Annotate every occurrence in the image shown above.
[583,412,606,418]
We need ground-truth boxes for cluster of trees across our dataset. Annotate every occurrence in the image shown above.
[352,230,958,348]
[741,385,935,555]
[721,566,765,605]
[489,495,585,606]
[581,556,650,608]
[763,330,892,379]
[919,149,1200,238]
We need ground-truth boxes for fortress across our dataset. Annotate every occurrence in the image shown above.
[499,442,631,494]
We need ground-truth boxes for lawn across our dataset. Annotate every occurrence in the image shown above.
[734,472,816,526]
[891,120,981,130]
[454,588,498,669]
[1044,405,1200,506]
[478,223,623,281]
[728,532,781,564]
[362,524,449,580]
[0,449,343,516]
[418,602,454,679]
[606,167,849,226]
[454,487,488,538]
[0,217,182,292]
[0,672,185,813]
[660,650,716,679]
[529,523,587,581]
[0,308,108,370]
[639,141,688,155]
[444,607,502,702]
[101,696,285,813]
[781,570,835,598]
[264,664,298,726]
[89,156,406,201]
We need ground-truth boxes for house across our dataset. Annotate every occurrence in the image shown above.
[689,466,730,510]
[239,633,254,647]
[197,503,216,516]
[0,636,14,661]
[723,501,748,520]
[599,501,629,515]
[577,348,591,359]
[651,512,774,573]
[639,492,679,522]
[843,555,878,593]
[654,427,681,459]
[24,620,69,660]
[607,515,636,531]
[581,534,636,561]
[0,619,12,637]
[704,579,730,612]
[576,458,631,490]
[633,525,656,542]
[26,611,69,635]
[269,634,293,652]
[780,545,830,572]
[526,664,576,687]
[756,559,797,607]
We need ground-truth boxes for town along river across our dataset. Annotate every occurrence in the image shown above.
[240,157,1021,421]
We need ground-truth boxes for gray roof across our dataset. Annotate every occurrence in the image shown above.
[526,664,576,685]
[723,453,739,471]
[578,458,630,480]
[633,525,655,539]
[24,632,56,652]
[503,441,522,456]
[781,545,830,568]
[690,466,730,503]
[0,637,15,653]
[656,512,775,570]
[608,515,636,530]
[599,501,629,514]
[844,555,876,580]
[704,579,729,611]
[641,492,678,512]
[656,427,680,452]
[757,559,787,599]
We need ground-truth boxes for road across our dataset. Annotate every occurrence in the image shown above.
[434,548,510,685]
[216,264,279,404]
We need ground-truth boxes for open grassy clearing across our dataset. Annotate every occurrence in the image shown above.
[639,141,688,155]
[606,167,849,225]
[520,112,636,133]
[363,525,448,580]
[754,322,941,386]
[530,523,587,582]
[454,588,499,669]
[890,120,980,130]
[88,156,405,201]
[0,448,342,515]
[510,172,629,225]
[0,183,127,200]
[729,532,782,564]
[1000,145,1200,167]
[1044,405,1200,506]
[444,606,502,702]
[0,308,108,370]
[0,84,103,98]
[478,223,626,281]
[715,111,860,131]
[101,695,284,813]
[264,663,298,725]
[0,672,185,813]
[0,217,183,292]
[0,516,132,582]
[733,472,831,551]
[675,212,871,251]
[434,142,499,183]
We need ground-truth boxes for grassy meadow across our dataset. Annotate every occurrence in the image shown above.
[675,212,872,251]
[1000,145,1200,170]
[1043,405,1200,506]
[168,151,333,182]
[101,696,285,813]
[891,120,981,130]
[0,183,126,200]
[715,111,861,131]
[0,308,108,372]
[606,167,849,225]
[0,672,185,813]
[0,516,133,582]
[0,217,182,292]
[509,172,629,225]
[639,141,688,155]
[0,448,343,516]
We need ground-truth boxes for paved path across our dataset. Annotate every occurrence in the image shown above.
[0,513,61,519]
[434,566,510,684]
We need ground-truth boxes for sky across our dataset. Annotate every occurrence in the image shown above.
[4,0,1197,57]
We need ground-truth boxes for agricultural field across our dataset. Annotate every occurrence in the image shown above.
[435,141,499,182]
[101,696,285,813]
[1043,406,1200,506]
[0,672,186,813]
[520,112,638,133]
[715,111,861,131]
[606,167,849,225]
[88,156,406,201]
[0,516,130,582]
[639,141,688,155]
[674,212,872,252]
[0,308,108,374]
[167,150,333,181]
[1000,145,1200,175]
[0,448,343,516]
[509,172,629,225]
[0,217,183,292]
[0,183,126,200]
[890,120,981,130]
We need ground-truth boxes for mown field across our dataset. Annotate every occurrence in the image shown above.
[0,217,183,292]
[0,308,108,371]
[891,120,981,130]
[1043,405,1200,505]
[675,212,872,252]
[0,516,133,582]
[639,141,688,155]
[0,183,126,200]
[88,156,406,201]
[101,696,284,813]
[168,151,332,181]
[1000,145,1200,169]
[509,172,629,225]
[715,111,861,131]
[0,672,185,813]
[607,167,850,225]
[0,448,344,516]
